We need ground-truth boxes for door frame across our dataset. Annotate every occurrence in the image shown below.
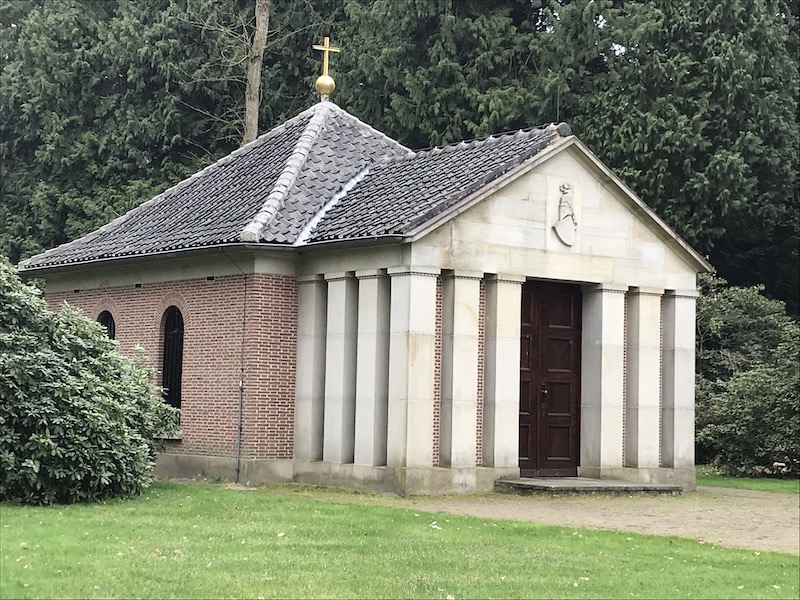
[519,279,582,478]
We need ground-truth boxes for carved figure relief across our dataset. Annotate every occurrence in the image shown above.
[553,183,577,246]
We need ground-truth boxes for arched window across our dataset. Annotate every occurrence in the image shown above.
[97,310,116,339]
[162,306,184,409]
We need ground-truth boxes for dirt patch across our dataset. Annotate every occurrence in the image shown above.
[406,486,799,554]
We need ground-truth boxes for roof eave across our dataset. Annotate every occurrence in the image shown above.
[15,242,295,277]
[294,234,406,253]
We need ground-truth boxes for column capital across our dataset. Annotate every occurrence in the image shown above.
[629,286,665,297]
[324,271,355,282]
[297,274,325,284]
[584,283,628,294]
[442,269,484,281]
[485,273,526,284]
[355,268,388,280]
[665,289,700,299]
[386,265,440,277]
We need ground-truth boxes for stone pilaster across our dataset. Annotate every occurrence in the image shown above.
[439,271,482,468]
[323,272,358,464]
[625,287,664,468]
[353,269,390,466]
[661,290,698,468]
[580,284,626,475]
[386,266,440,468]
[482,274,525,468]
[294,275,327,461]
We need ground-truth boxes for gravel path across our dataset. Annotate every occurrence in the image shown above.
[407,486,800,554]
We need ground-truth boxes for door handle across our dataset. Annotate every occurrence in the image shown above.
[540,383,548,404]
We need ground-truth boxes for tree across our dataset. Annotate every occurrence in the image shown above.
[0,0,340,265]
[698,337,799,476]
[695,274,799,475]
[2,0,797,315]
[0,257,179,504]
[568,0,799,313]
[0,0,239,264]
[243,0,270,145]
[337,0,798,312]
[337,0,553,148]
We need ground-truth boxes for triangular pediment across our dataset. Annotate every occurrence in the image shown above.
[410,139,709,288]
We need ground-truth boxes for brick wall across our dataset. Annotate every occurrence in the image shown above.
[431,276,488,467]
[476,281,485,465]
[46,273,297,460]
[432,277,442,465]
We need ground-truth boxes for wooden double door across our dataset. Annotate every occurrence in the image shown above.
[519,281,582,477]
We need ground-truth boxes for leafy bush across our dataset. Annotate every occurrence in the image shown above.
[696,274,799,476]
[0,257,179,504]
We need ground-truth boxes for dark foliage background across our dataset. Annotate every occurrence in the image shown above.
[1,1,798,479]
[1,0,797,313]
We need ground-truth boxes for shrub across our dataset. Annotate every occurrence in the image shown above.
[696,274,799,476]
[697,337,799,475]
[0,257,179,504]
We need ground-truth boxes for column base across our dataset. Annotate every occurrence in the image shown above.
[578,466,696,490]
[293,461,519,496]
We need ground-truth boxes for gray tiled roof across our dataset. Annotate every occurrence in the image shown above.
[263,108,408,244]
[18,101,566,271]
[18,102,409,270]
[306,126,560,243]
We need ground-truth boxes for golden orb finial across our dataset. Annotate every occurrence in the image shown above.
[312,36,340,100]
[315,74,336,97]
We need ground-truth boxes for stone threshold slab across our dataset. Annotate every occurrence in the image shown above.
[496,477,682,496]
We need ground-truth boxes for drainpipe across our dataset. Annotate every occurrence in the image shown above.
[235,269,248,484]
[221,257,248,485]
[235,378,244,483]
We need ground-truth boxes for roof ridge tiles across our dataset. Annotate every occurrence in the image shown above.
[239,103,332,242]
[323,101,412,156]
[397,124,555,162]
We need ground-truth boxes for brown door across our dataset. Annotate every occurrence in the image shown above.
[519,281,581,477]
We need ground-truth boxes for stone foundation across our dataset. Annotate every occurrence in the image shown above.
[155,453,519,495]
[154,454,293,485]
[578,466,696,491]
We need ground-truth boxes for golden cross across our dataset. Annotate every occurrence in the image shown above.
[313,36,340,77]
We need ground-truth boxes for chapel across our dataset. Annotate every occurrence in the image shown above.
[18,39,710,494]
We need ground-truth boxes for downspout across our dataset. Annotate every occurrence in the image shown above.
[235,378,244,483]
[235,271,248,484]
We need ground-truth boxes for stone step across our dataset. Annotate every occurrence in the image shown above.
[496,477,682,496]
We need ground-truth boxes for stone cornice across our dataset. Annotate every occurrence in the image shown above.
[387,266,441,278]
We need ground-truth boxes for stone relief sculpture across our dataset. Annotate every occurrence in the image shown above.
[553,183,577,246]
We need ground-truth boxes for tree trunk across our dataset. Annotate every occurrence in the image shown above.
[242,0,270,146]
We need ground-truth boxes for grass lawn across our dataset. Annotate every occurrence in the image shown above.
[1,481,797,599]
[696,468,800,494]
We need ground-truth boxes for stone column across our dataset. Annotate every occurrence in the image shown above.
[580,284,626,475]
[661,290,698,468]
[323,272,358,464]
[482,274,525,468]
[354,269,390,466]
[294,275,327,461]
[625,287,663,468]
[439,271,482,468]
[386,266,439,468]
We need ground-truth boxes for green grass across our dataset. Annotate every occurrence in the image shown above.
[1,481,797,599]
[697,468,800,494]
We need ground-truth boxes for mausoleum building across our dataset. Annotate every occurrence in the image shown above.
[18,49,709,494]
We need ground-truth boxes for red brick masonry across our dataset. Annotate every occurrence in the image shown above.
[47,274,298,460]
